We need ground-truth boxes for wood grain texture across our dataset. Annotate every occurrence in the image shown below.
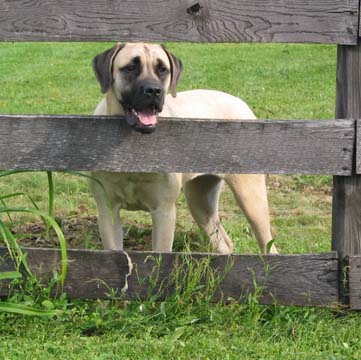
[349,256,361,309]
[0,248,131,299]
[0,115,354,175]
[127,252,339,306]
[0,247,339,306]
[332,45,361,260]
[356,120,361,174]
[0,0,358,44]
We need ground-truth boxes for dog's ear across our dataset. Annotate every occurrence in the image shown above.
[92,43,125,94]
[161,45,183,98]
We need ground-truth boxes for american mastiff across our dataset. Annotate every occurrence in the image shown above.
[90,42,277,255]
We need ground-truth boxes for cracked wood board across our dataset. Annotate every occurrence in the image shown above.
[0,248,339,306]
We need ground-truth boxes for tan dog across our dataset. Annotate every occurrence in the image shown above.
[91,42,277,254]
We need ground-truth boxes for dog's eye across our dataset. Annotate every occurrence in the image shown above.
[122,64,136,72]
[158,65,169,74]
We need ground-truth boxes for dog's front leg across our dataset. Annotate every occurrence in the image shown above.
[97,204,123,250]
[90,177,123,250]
[151,205,176,252]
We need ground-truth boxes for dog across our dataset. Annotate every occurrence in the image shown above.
[90,42,277,255]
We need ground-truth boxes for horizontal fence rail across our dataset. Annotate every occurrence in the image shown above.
[0,0,358,44]
[0,115,355,175]
[0,248,340,307]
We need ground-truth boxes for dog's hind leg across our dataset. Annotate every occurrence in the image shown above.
[184,175,233,254]
[225,174,277,254]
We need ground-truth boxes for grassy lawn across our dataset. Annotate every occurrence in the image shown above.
[1,42,360,359]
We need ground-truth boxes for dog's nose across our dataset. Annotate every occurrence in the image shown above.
[143,85,162,97]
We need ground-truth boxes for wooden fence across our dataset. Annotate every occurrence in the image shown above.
[0,0,361,309]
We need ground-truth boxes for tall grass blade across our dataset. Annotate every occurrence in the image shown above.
[0,271,22,280]
[0,193,30,201]
[0,219,33,276]
[0,192,41,211]
[0,302,62,316]
[0,198,12,222]
[0,208,68,285]
[0,170,34,178]
[266,239,276,254]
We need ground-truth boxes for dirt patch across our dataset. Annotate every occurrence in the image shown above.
[11,216,153,251]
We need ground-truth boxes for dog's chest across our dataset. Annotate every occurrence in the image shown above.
[114,177,146,210]
[100,173,178,212]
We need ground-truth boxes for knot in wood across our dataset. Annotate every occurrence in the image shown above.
[187,3,202,15]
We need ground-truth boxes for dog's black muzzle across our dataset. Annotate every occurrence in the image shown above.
[121,80,165,133]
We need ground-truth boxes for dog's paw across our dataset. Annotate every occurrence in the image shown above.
[210,225,234,254]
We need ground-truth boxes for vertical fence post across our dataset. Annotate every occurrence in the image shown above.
[332,43,361,304]
[333,43,361,257]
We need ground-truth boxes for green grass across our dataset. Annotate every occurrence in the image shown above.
[1,42,360,359]
[0,42,336,119]
[1,305,360,360]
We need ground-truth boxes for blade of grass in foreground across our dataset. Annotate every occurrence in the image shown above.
[0,192,41,211]
[0,170,35,177]
[0,271,22,280]
[0,302,62,316]
[0,170,55,235]
[0,208,68,285]
[0,219,33,276]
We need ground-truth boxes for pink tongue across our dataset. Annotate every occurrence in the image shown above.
[138,111,157,126]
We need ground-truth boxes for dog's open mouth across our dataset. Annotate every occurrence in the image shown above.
[125,108,158,133]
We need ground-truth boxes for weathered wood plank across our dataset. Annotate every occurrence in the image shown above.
[0,0,358,44]
[332,175,361,255]
[127,251,339,306]
[356,120,361,174]
[0,248,339,306]
[349,256,361,310]
[332,45,361,262]
[0,115,354,175]
[0,248,131,299]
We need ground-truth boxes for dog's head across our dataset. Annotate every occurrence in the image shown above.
[92,43,183,133]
